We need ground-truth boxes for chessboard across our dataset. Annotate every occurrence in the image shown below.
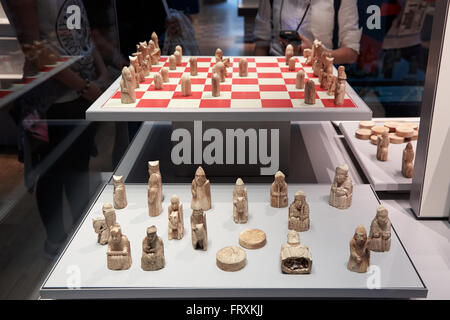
[85,56,372,122]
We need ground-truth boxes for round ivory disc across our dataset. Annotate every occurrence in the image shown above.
[402,122,419,130]
[384,121,401,132]
[405,130,419,142]
[239,229,266,249]
[216,246,247,272]
[355,128,372,140]
[359,121,376,129]
[389,133,404,144]
[370,135,378,145]
[396,126,414,138]
[371,126,389,136]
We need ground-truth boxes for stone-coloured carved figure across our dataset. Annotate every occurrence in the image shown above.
[93,203,117,245]
[368,206,391,252]
[280,230,313,274]
[148,160,162,199]
[329,164,353,209]
[181,74,192,96]
[168,195,184,240]
[402,142,414,178]
[120,66,136,104]
[189,56,198,76]
[288,190,310,232]
[191,166,212,211]
[233,178,248,223]
[239,58,248,77]
[334,74,346,105]
[129,55,144,83]
[296,70,305,89]
[347,225,370,273]
[148,173,162,217]
[191,209,207,250]
[107,226,131,270]
[285,44,294,65]
[113,175,127,209]
[270,171,288,208]
[376,131,390,161]
[141,226,165,271]
[304,79,316,104]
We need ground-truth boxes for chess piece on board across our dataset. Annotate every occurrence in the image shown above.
[175,45,183,56]
[151,32,159,48]
[129,64,139,89]
[334,71,346,105]
[402,142,414,178]
[181,74,192,96]
[368,205,391,252]
[304,79,316,104]
[174,51,182,65]
[239,58,248,77]
[288,57,296,71]
[285,44,294,66]
[141,226,165,271]
[215,48,223,61]
[148,173,162,217]
[113,175,127,209]
[222,57,231,68]
[169,55,176,70]
[107,225,131,270]
[191,209,208,250]
[215,61,226,82]
[142,56,151,76]
[148,161,162,197]
[288,190,310,232]
[189,56,198,76]
[270,171,288,208]
[120,67,136,104]
[191,166,212,211]
[168,195,184,240]
[327,75,336,96]
[296,70,305,89]
[376,131,389,161]
[347,225,370,273]
[93,202,116,245]
[161,67,169,82]
[154,73,164,90]
[212,73,220,97]
[303,48,312,63]
[130,56,144,83]
[329,164,353,210]
[280,230,313,274]
[233,178,248,224]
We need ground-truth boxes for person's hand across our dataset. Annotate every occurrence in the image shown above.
[299,34,312,55]
[83,82,103,102]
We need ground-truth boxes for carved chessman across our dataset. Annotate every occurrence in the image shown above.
[296,70,305,89]
[215,48,223,62]
[347,225,370,273]
[303,48,312,63]
[148,173,162,217]
[129,56,144,83]
[288,57,296,71]
[141,226,165,271]
[191,166,212,211]
[169,54,176,70]
[107,225,131,270]
[312,40,323,76]
[151,32,159,49]
[304,79,316,104]
[233,178,248,224]
[154,73,163,90]
[93,202,116,245]
[368,205,391,252]
[280,230,313,274]
[174,51,182,65]
[334,70,346,105]
[175,45,183,56]
[376,131,390,161]
[161,67,169,82]
[215,61,226,82]
[129,64,139,89]
[113,175,127,209]
[189,56,198,76]
[212,73,220,97]
[137,41,150,58]
[329,164,353,209]
[285,44,294,66]
[120,67,136,104]
[270,171,288,208]
[239,58,248,77]
[327,75,337,96]
[288,190,310,232]
[181,74,192,96]
[402,142,414,178]
[142,56,151,76]
[148,160,162,199]
[191,208,207,250]
[168,195,184,240]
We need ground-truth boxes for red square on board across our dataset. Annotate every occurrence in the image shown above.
[232,78,258,85]
[307,72,316,78]
[257,73,282,78]
[40,66,55,72]
[199,99,231,108]
[261,99,293,108]
[112,91,145,99]
[256,62,279,68]
[185,67,209,73]
[197,57,212,62]
[159,57,168,62]
[284,79,296,85]
[279,67,303,72]
[259,84,287,91]
[0,91,12,98]
[321,99,356,108]
[172,91,203,99]
[149,84,177,91]
[315,84,328,92]
[231,92,260,99]
[143,78,154,84]
[233,67,257,73]
[180,78,206,85]
[169,72,183,78]
[137,99,170,108]
[288,91,305,99]
[204,84,232,91]
[150,67,162,72]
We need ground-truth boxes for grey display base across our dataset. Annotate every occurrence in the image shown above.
[340,122,418,192]
[40,184,426,299]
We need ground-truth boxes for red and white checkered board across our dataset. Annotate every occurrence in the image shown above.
[103,56,356,109]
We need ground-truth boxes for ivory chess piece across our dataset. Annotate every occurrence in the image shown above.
[303,48,312,62]
[151,32,159,48]
[288,57,296,71]
[168,195,184,240]
[222,57,231,68]
[191,209,207,250]
[161,67,169,82]
[153,73,164,90]
[270,171,288,208]
[368,206,391,252]
[215,61,226,82]
[142,56,151,76]
[107,226,131,270]
[402,142,415,178]
[239,58,248,77]
[327,75,336,96]
[239,229,266,249]
[130,56,144,83]
[141,226,165,271]
[113,175,127,209]
[280,230,313,274]
[288,190,310,232]
[148,160,162,197]
[296,70,305,89]
[233,178,248,223]
[215,48,223,61]
[191,166,212,211]
[323,55,334,75]
[148,173,162,217]
[216,246,247,272]
[337,65,346,79]
[169,55,176,70]
[347,225,370,273]
[129,64,139,89]
[211,73,221,97]
[120,67,136,104]
[285,44,294,65]
[304,79,316,104]
[334,72,346,105]
[175,45,182,56]
[132,51,143,67]
[93,203,117,245]
[189,56,198,76]
[137,41,149,58]
[329,164,353,209]
[181,74,192,96]
[376,131,389,161]
[174,51,182,65]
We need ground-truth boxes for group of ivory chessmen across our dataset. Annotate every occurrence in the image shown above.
[92,162,391,274]
[355,120,417,178]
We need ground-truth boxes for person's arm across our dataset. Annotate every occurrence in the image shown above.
[336,0,362,64]
[254,0,272,55]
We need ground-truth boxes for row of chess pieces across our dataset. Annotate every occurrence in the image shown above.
[93,161,391,274]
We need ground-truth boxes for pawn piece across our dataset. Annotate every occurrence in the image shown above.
[280,230,313,274]
[288,57,296,71]
[215,61,226,82]
[161,67,169,82]
[191,208,207,250]
[327,75,337,96]
[168,195,184,240]
[211,73,221,97]
[129,64,139,89]
[402,142,414,178]
[141,226,165,271]
[169,55,176,70]
[151,32,159,49]
[368,206,391,252]
[303,48,312,61]
[239,229,266,249]
[347,225,370,273]
[191,166,212,211]
[376,131,390,161]
[107,226,131,270]
[329,164,353,209]
[355,128,372,140]
[181,74,192,96]
[113,175,127,209]
[153,73,164,90]
[296,70,305,89]
[175,45,182,56]
[288,190,310,232]
[270,171,288,208]
[216,246,247,272]
[148,173,162,217]
[120,67,136,104]
[189,56,198,76]
[142,56,151,76]
[285,44,294,65]
[337,65,346,79]
[174,51,182,65]
[215,48,223,61]
[148,160,162,198]
[304,79,316,104]
[130,56,144,83]
[239,58,248,77]
[233,178,248,224]
[334,74,346,106]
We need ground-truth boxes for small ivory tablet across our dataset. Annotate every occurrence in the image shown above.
[395,126,414,138]
[359,121,376,129]
[355,128,372,140]
[370,135,378,145]
[239,229,266,249]
[216,246,246,272]
[402,122,419,130]
[371,126,389,136]
[389,133,404,144]
[384,121,400,132]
